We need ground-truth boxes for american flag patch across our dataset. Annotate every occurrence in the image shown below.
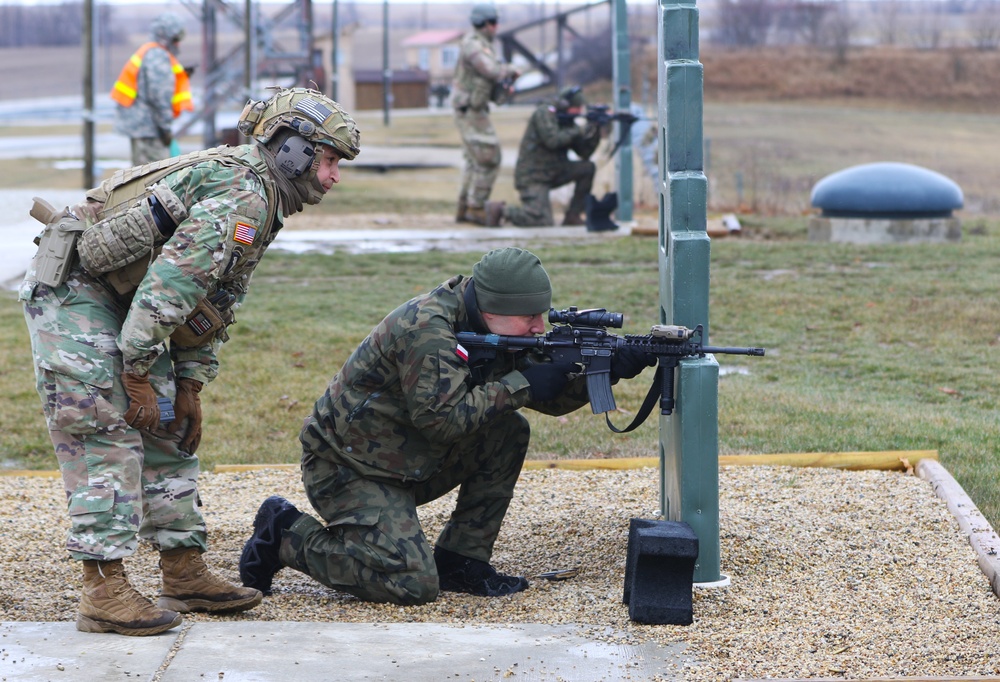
[234,222,257,245]
[456,343,469,362]
[186,312,213,336]
[295,98,333,124]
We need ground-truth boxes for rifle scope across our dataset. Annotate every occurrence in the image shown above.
[548,307,624,329]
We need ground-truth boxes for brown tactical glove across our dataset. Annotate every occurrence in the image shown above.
[167,378,203,454]
[122,371,160,430]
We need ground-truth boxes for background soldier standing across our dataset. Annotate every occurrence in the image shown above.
[450,3,519,227]
[239,247,653,605]
[111,12,194,165]
[498,86,602,227]
[20,87,360,636]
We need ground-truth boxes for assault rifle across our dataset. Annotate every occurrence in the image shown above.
[557,104,642,158]
[491,74,517,105]
[456,307,764,432]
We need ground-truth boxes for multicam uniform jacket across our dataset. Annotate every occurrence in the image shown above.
[19,144,280,560]
[302,275,590,482]
[450,29,516,112]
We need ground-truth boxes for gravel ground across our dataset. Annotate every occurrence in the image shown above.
[2,465,999,680]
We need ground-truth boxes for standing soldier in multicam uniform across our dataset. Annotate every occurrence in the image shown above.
[20,87,360,636]
[111,12,194,166]
[497,86,602,227]
[239,247,653,604]
[450,3,519,227]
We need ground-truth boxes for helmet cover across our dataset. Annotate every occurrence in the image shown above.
[239,87,361,162]
[470,3,499,26]
[151,12,185,44]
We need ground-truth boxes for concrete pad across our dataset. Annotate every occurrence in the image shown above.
[162,622,689,681]
[0,621,179,680]
[0,621,691,681]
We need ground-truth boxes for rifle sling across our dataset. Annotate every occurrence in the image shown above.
[604,366,662,434]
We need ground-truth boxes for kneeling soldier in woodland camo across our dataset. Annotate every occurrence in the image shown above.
[20,87,360,636]
[239,247,653,604]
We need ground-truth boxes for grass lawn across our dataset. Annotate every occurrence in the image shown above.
[4,225,1000,532]
[3,99,1000,531]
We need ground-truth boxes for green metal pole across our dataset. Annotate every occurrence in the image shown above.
[657,0,726,586]
[611,0,632,222]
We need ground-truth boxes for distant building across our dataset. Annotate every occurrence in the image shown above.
[402,29,463,90]
[354,69,430,110]
[314,27,358,112]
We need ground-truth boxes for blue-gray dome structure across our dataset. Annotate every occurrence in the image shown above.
[811,162,963,219]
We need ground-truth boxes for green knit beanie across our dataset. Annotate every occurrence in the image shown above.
[472,247,552,315]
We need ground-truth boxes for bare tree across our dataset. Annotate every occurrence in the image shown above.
[713,0,776,47]
[773,0,834,46]
[0,2,86,47]
[967,0,1000,50]
[821,2,855,66]
[873,0,903,46]
[910,1,946,50]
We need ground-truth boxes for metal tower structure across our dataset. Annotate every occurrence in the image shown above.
[177,0,317,148]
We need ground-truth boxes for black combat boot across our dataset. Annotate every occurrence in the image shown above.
[434,546,529,597]
[239,496,304,595]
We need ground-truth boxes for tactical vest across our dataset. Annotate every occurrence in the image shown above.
[452,31,498,111]
[86,145,279,298]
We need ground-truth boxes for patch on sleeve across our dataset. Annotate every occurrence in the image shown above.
[233,221,258,245]
[455,343,469,362]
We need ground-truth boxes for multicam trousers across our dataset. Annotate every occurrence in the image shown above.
[20,269,207,561]
[283,411,531,605]
[130,136,171,166]
[454,106,502,210]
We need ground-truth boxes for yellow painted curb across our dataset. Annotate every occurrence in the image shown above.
[717,449,937,471]
[4,450,939,477]
[0,469,61,478]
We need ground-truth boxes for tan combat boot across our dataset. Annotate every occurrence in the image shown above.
[465,205,488,225]
[485,201,506,227]
[77,559,183,636]
[158,547,262,614]
[456,200,470,223]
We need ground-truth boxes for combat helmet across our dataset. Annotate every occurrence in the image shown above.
[150,12,185,45]
[238,87,361,205]
[470,3,499,27]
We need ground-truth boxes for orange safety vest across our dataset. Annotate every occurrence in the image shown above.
[110,42,194,117]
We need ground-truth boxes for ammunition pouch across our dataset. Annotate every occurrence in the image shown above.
[27,197,86,288]
[169,293,235,347]
[77,184,188,292]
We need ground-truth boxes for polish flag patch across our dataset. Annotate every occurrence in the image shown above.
[455,343,469,362]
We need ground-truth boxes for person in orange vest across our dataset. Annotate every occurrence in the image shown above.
[111,12,194,165]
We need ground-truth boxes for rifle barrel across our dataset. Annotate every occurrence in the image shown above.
[701,346,766,357]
